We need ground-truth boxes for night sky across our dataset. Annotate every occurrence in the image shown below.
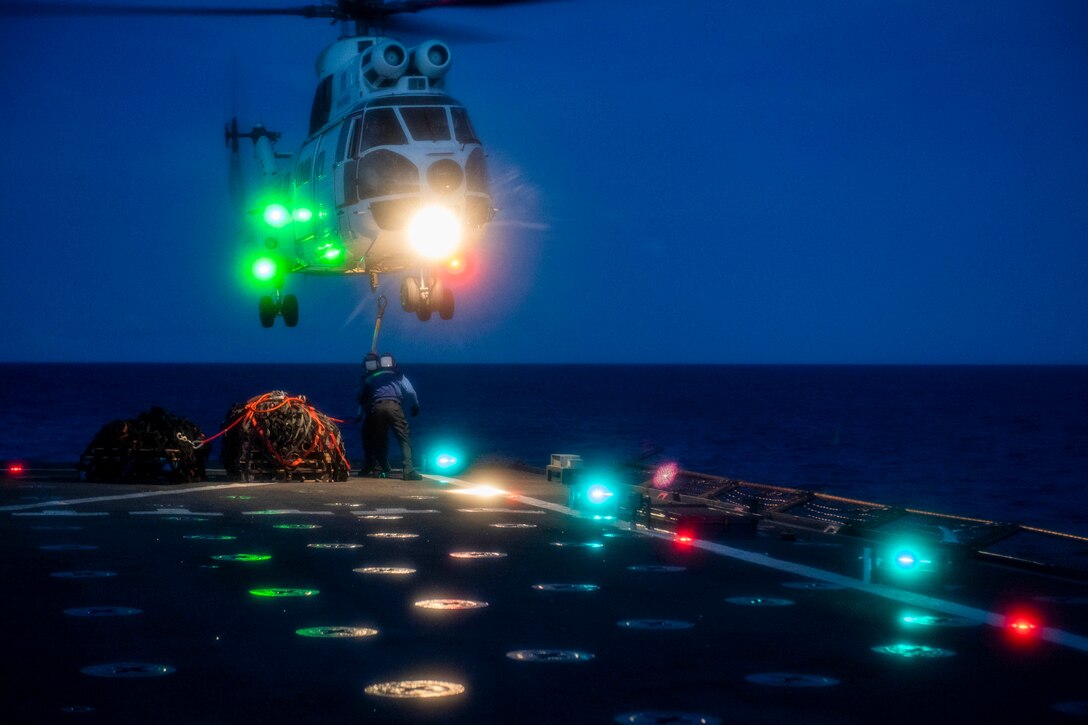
[2,0,1086,363]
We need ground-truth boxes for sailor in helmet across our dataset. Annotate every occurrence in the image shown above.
[357,352,422,480]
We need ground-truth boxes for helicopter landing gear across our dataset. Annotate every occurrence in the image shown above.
[437,285,454,321]
[400,274,454,321]
[258,290,299,328]
[400,276,420,313]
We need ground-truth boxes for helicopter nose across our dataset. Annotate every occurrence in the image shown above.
[427,159,464,194]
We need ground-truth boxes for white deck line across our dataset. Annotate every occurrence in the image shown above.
[0,482,279,512]
[436,475,1088,655]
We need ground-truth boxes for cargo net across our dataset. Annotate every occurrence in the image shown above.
[220,391,350,482]
[79,406,209,484]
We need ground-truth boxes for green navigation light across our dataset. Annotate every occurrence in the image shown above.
[292,207,313,223]
[252,257,278,281]
[263,203,290,228]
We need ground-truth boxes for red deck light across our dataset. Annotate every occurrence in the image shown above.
[1001,607,1043,647]
[675,527,696,545]
[1007,615,1039,636]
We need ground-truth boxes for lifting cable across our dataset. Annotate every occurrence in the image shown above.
[370,294,388,354]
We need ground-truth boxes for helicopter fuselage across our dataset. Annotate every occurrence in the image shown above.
[245,35,492,324]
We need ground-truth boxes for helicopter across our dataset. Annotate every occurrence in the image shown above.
[7,0,538,327]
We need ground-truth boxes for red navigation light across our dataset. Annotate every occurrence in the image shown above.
[9,464,24,474]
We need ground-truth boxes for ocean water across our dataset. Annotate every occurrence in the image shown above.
[2,364,1086,536]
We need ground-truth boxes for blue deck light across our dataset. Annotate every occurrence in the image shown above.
[424,442,468,474]
[876,539,945,584]
[570,472,622,516]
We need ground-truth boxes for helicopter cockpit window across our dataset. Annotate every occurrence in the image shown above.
[295,155,313,186]
[360,108,407,151]
[400,107,451,142]
[451,107,479,145]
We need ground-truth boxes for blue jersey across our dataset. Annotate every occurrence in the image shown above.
[358,370,419,411]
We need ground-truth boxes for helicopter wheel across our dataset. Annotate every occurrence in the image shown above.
[416,304,432,322]
[282,294,299,327]
[438,288,454,320]
[400,277,420,312]
[258,296,276,328]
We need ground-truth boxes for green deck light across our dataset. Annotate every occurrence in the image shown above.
[292,207,313,223]
[322,246,343,261]
[263,203,290,228]
[249,588,319,597]
[211,553,271,562]
[296,626,378,638]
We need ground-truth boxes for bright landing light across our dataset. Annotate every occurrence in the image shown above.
[408,206,462,259]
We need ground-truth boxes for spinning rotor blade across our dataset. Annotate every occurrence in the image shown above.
[1,0,559,22]
[0,2,336,19]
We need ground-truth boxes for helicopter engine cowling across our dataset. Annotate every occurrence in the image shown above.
[410,41,452,80]
[363,40,409,83]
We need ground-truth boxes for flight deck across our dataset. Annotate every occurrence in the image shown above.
[2,462,1087,723]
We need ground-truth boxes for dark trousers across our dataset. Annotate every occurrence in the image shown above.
[362,400,415,475]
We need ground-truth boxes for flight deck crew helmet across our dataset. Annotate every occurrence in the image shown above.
[379,353,397,370]
[364,353,380,372]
